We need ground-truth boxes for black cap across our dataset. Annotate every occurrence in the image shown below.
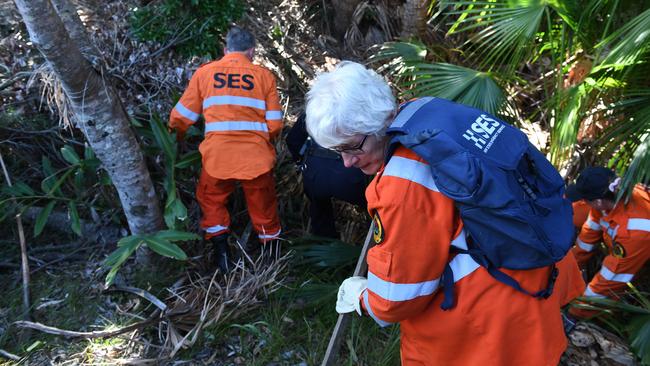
[566,167,616,202]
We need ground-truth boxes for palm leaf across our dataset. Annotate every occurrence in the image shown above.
[596,7,650,69]
[401,63,507,115]
[594,90,650,198]
[446,1,547,72]
[293,240,360,268]
[616,134,650,201]
[549,83,590,165]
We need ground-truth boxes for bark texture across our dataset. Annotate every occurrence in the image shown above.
[50,0,102,62]
[14,0,164,236]
[401,0,428,39]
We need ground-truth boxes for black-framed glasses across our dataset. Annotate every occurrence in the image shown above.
[332,135,368,155]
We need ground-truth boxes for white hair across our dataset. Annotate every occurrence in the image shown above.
[305,61,396,148]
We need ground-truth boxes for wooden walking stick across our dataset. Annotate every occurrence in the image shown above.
[321,221,376,366]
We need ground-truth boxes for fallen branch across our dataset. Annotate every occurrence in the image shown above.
[21,206,123,245]
[107,286,168,311]
[30,241,93,274]
[0,349,21,361]
[13,310,161,339]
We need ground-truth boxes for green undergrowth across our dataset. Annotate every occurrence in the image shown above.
[171,248,400,365]
[0,225,399,365]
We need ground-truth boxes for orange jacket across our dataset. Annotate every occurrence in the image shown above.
[169,52,283,180]
[572,200,591,229]
[572,185,650,299]
[361,147,583,366]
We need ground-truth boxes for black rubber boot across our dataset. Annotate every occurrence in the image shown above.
[210,234,232,273]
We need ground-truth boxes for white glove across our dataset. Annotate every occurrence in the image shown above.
[335,276,367,316]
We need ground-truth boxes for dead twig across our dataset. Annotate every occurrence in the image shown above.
[0,151,31,321]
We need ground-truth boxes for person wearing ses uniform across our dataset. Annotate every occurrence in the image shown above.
[567,167,650,318]
[169,26,283,271]
[305,61,585,365]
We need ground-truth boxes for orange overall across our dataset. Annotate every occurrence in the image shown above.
[169,53,283,241]
[570,185,650,317]
[360,147,584,365]
[572,200,591,230]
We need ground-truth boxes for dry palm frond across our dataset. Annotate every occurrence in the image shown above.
[158,252,289,358]
[561,322,636,366]
[344,1,398,56]
[32,64,75,129]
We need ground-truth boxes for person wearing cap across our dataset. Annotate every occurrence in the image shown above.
[168,26,283,271]
[567,167,650,317]
[286,112,368,238]
[306,61,584,366]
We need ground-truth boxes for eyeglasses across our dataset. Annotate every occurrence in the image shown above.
[331,135,368,155]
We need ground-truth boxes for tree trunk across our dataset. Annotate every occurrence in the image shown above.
[14,0,164,238]
[401,0,428,39]
[331,0,363,39]
[50,0,102,63]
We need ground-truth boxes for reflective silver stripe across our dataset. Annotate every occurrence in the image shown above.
[368,272,439,302]
[203,95,266,110]
[367,253,480,303]
[364,253,480,327]
[174,101,200,122]
[205,121,269,133]
[258,229,281,240]
[390,97,434,128]
[599,219,618,239]
[586,217,601,231]
[266,110,282,120]
[584,285,606,298]
[383,156,439,192]
[451,230,468,250]
[628,218,650,232]
[576,238,595,252]
[205,224,228,234]
[599,266,634,283]
[363,289,392,327]
[448,253,481,283]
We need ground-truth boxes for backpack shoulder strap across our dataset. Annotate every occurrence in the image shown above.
[387,97,529,170]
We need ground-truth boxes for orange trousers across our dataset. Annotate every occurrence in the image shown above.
[196,169,281,242]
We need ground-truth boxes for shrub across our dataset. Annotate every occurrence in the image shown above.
[130,0,244,58]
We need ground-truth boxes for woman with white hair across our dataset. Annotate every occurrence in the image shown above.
[306,61,583,365]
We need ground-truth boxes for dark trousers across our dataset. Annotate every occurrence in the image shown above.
[302,155,367,238]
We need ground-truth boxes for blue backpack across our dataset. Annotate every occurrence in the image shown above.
[386,97,574,309]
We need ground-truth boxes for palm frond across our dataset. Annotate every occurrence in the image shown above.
[401,62,506,115]
[594,90,650,199]
[596,7,650,69]
[616,134,650,201]
[445,1,547,72]
[368,41,428,77]
[292,239,360,268]
[549,84,589,165]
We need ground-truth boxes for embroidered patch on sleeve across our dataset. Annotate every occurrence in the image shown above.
[612,242,626,258]
[373,211,384,244]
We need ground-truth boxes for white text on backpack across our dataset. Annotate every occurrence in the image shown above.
[462,114,505,153]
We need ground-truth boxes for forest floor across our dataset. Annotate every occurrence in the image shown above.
[0,0,643,365]
[0,0,390,364]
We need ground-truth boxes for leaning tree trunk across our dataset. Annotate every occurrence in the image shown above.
[14,0,164,237]
[401,0,428,39]
[331,0,363,40]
